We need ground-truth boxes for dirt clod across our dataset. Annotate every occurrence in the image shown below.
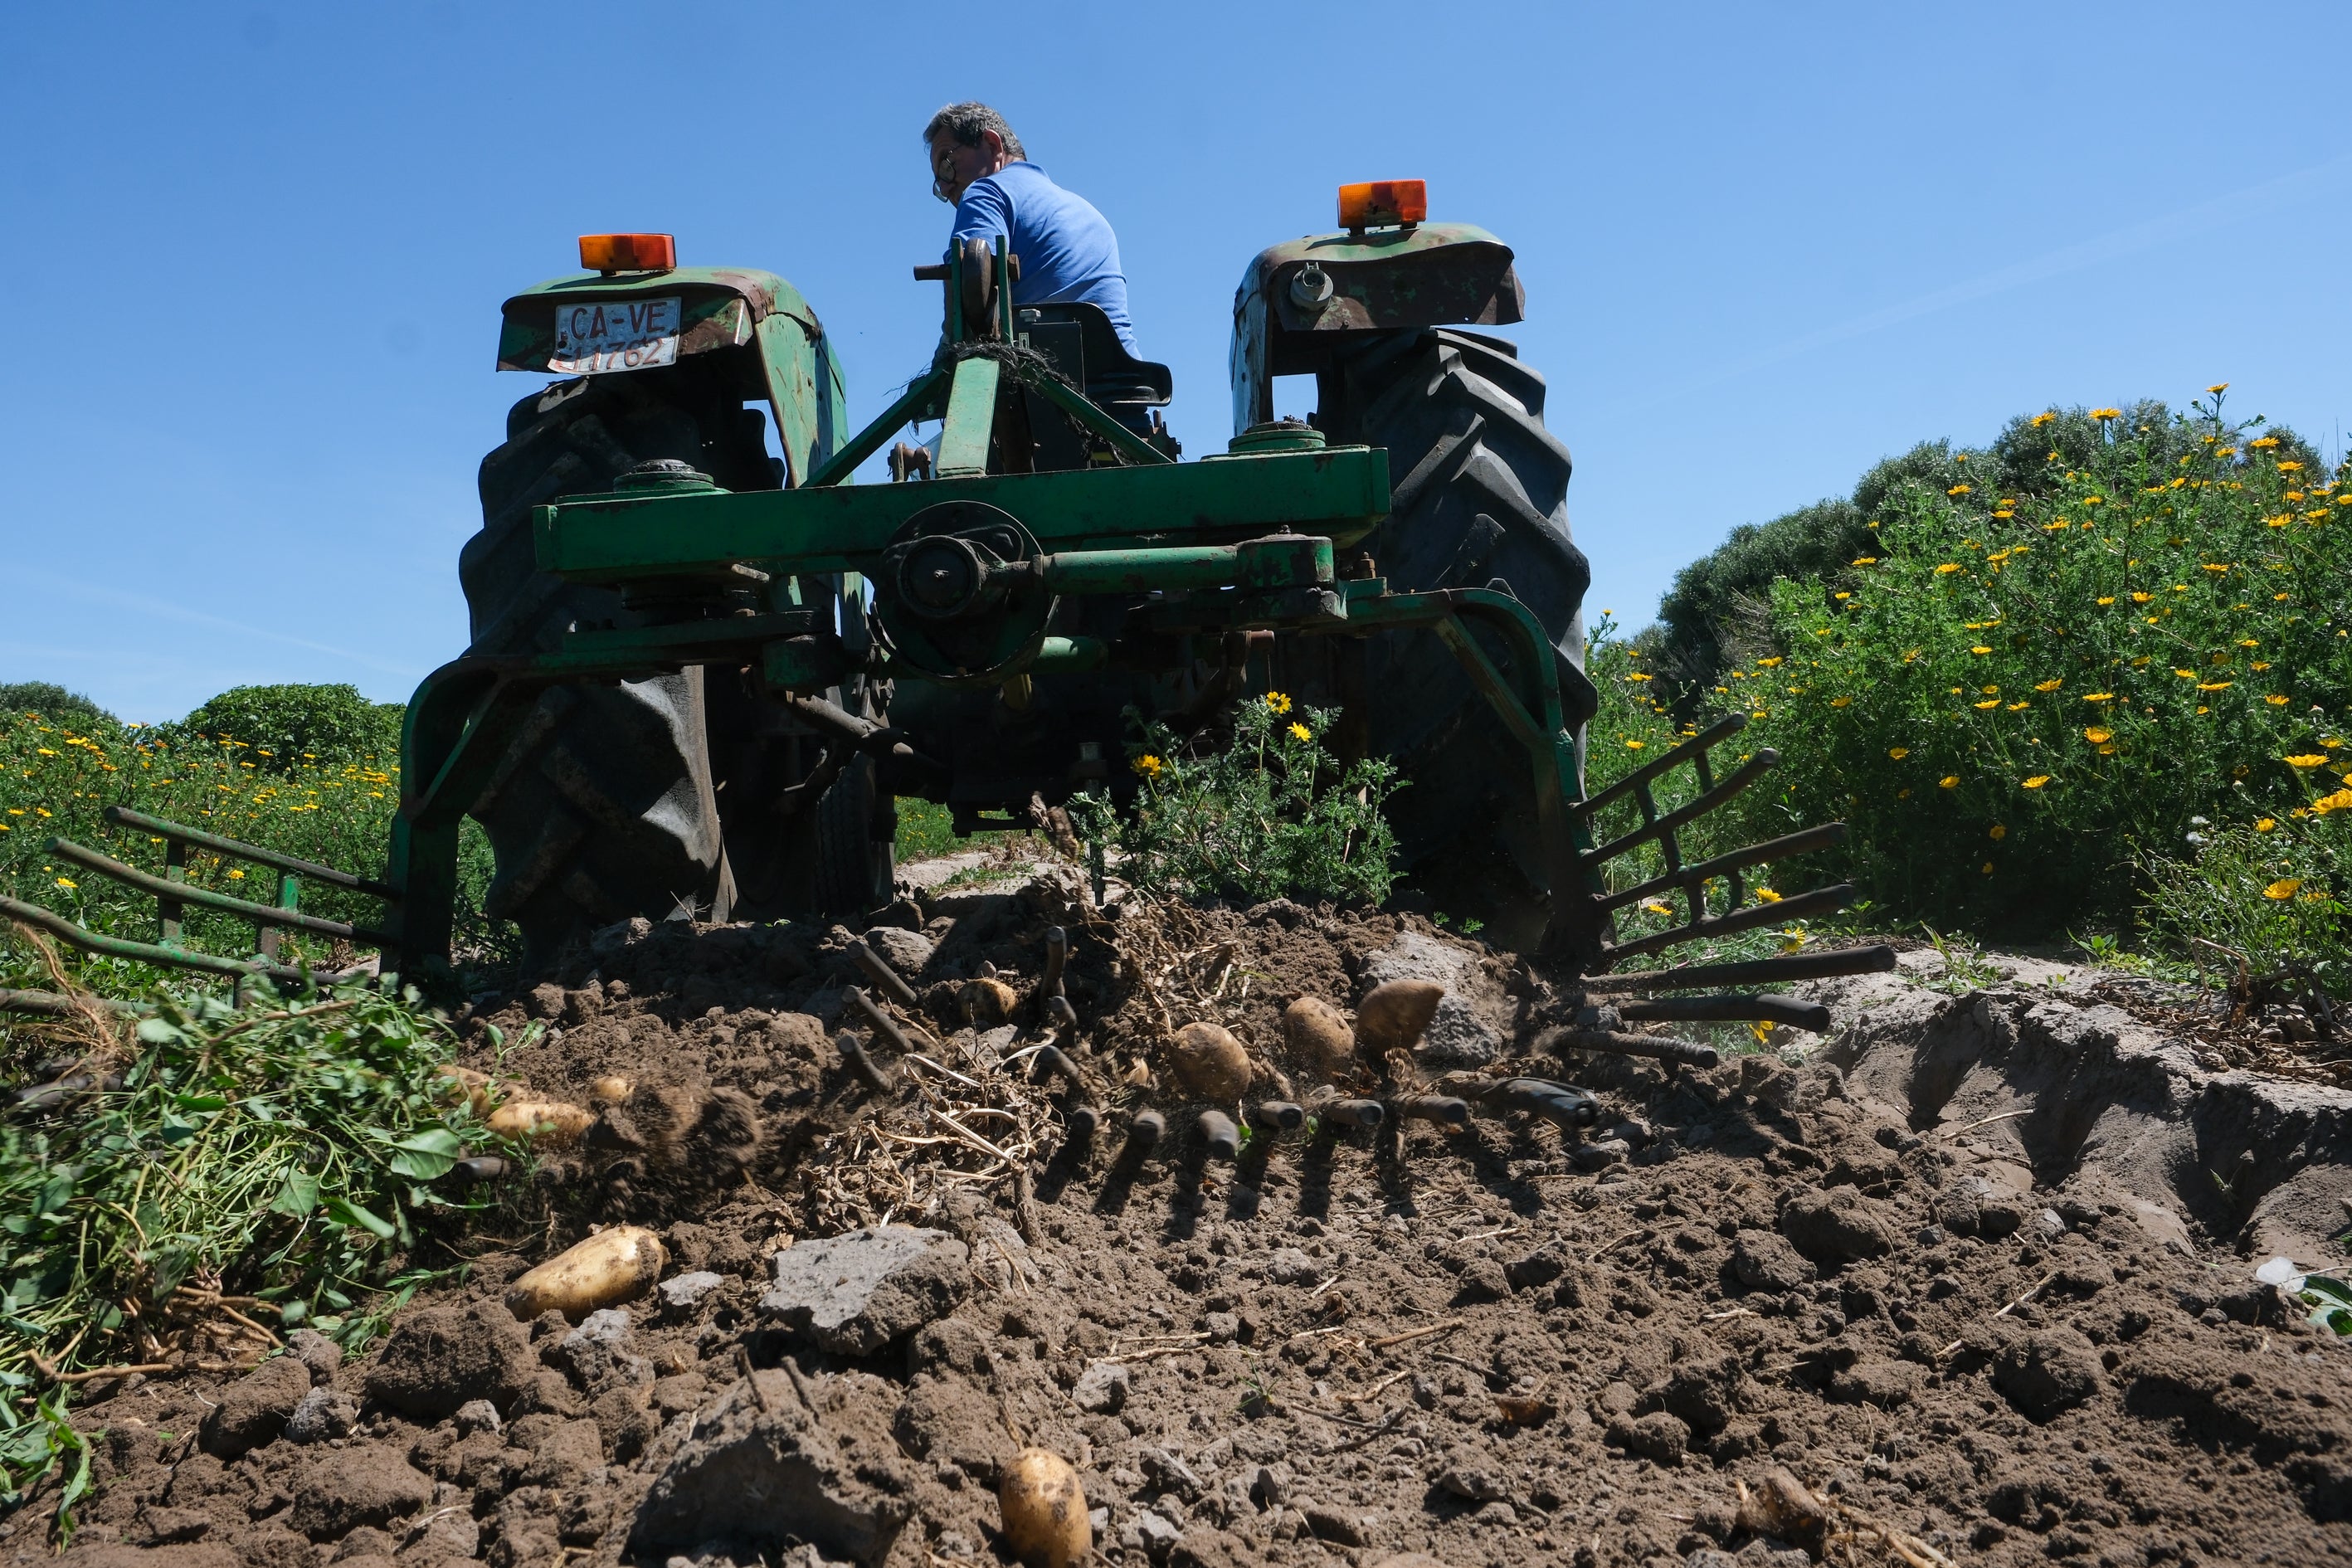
[363,1298,537,1420]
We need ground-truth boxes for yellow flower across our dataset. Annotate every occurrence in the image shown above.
[2279,460,2305,472]
[2096,596,2115,605]
[1829,695,1853,708]
[2082,693,2115,702]
[2023,776,2050,789]
[1756,657,1784,668]
[2315,791,2352,816]
[2091,407,2121,421]
[1288,722,1312,742]
[2035,679,2062,692]
[2265,879,2304,901]
[1939,776,1959,789]
[1755,887,1783,903]
[1990,824,2008,839]
[2174,668,2196,679]
[2197,681,2233,692]
[36,747,56,757]
[1974,699,1999,710]
[1264,692,1293,715]
[2208,382,2229,393]
[2238,638,2258,649]
[1948,484,1972,495]
[227,868,246,879]
[2257,817,2277,831]
[2131,592,2154,603]
[2084,728,2112,743]
[1888,747,1910,760]
[1982,861,1995,874]
[1935,563,1963,575]
[1852,557,1878,566]
[1132,753,1165,778]
[54,877,75,889]
[1642,900,1673,916]
[1624,739,1645,750]
[1970,645,1992,656]
[2032,411,2057,427]
[2286,755,2328,767]
[2265,695,2289,706]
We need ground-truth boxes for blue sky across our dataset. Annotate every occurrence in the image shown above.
[4,2,2346,721]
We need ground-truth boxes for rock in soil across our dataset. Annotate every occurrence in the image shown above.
[759,1225,969,1355]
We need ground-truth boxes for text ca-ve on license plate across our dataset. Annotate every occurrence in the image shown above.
[550,295,682,374]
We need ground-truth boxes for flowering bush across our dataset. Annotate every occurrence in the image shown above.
[1696,388,2350,943]
[1071,693,1400,905]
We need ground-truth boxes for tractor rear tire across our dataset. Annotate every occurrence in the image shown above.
[1338,329,1596,952]
[460,373,734,968]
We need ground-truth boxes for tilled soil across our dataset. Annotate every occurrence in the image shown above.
[15,872,2352,1568]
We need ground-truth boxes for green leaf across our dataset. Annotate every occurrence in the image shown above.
[134,1017,185,1045]
[323,1196,396,1239]
[270,1169,320,1218]
[173,1093,227,1113]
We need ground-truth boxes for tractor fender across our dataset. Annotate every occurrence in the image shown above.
[1230,223,1523,435]
[495,266,847,485]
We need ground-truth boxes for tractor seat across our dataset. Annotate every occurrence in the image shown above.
[1013,302,1172,408]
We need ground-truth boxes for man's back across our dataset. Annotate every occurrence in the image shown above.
[950,161,1137,354]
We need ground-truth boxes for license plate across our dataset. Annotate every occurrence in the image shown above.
[550,295,681,374]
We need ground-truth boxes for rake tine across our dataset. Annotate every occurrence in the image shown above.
[1596,823,1850,914]
[1579,943,1897,994]
[1580,751,1780,871]
[1616,994,1833,1033]
[1544,1028,1720,1069]
[1601,883,1853,965]
[1573,713,1749,821]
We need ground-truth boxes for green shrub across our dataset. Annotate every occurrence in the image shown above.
[0,684,116,731]
[165,684,404,772]
[1707,389,2350,937]
[1073,694,1400,905]
[2142,802,2350,998]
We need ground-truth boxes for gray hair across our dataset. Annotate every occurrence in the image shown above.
[921,101,1025,160]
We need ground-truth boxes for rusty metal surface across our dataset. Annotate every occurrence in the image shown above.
[1616,994,1834,1034]
[1545,1028,1721,1070]
[1575,944,1898,996]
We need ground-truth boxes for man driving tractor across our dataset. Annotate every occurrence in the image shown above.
[923,101,1139,354]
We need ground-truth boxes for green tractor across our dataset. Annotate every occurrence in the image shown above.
[7,183,1887,1026]
[439,183,1600,967]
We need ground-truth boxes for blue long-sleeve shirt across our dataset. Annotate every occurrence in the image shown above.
[950,161,1137,353]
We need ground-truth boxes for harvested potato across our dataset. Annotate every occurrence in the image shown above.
[1356,979,1444,1053]
[485,1099,593,1146]
[1168,1021,1251,1100]
[1283,996,1355,1070]
[432,1064,492,1113]
[504,1225,669,1322]
[587,1074,634,1105]
[998,1447,1090,1568]
[960,977,1018,1025]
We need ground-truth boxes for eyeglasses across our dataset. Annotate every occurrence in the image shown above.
[932,143,970,205]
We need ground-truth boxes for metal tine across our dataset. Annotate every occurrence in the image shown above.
[1617,994,1834,1033]
[1597,822,1850,915]
[1545,1028,1719,1069]
[1572,713,1749,821]
[1602,882,1853,964]
[1580,943,1897,994]
[850,940,920,1010]
[1581,750,1780,870]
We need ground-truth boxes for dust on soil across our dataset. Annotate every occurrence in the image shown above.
[14,866,2352,1568]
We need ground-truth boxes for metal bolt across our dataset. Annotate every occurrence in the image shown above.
[1321,1099,1385,1130]
[1390,1096,1471,1128]
[1197,1109,1239,1160]
[1249,1100,1305,1132]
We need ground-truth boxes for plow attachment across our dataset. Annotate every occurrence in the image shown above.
[0,806,397,1012]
